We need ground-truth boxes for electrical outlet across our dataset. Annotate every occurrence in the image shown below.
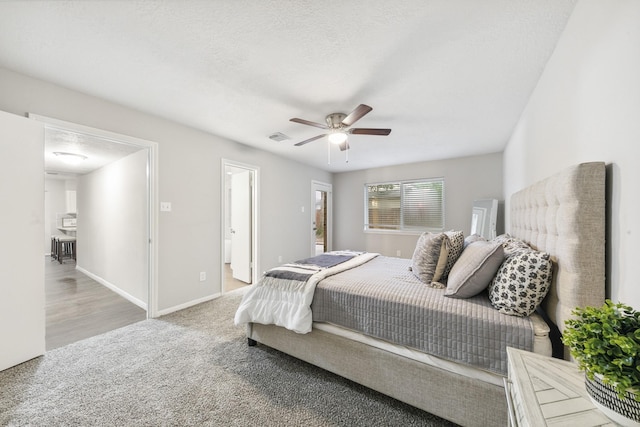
[160,202,172,212]
[199,272,206,282]
[278,255,283,263]
[396,250,401,257]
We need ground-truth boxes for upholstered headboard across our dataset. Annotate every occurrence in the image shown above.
[509,162,606,338]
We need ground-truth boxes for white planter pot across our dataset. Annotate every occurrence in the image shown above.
[585,373,640,427]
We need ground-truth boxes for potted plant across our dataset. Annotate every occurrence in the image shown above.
[563,300,640,426]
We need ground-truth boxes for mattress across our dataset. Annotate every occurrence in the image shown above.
[313,312,550,386]
[311,256,543,376]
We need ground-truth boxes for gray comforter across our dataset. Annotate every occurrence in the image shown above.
[311,255,534,375]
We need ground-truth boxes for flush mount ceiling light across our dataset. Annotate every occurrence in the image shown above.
[53,152,88,165]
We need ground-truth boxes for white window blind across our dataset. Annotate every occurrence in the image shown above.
[365,178,444,231]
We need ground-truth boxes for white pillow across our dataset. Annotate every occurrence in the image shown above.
[492,234,532,258]
[464,233,486,248]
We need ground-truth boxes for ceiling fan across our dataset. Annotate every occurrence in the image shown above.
[290,104,391,151]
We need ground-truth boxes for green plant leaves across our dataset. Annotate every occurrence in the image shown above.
[563,300,640,401]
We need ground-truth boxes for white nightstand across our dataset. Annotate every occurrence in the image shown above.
[505,347,616,426]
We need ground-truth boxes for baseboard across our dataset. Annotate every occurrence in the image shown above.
[75,265,148,311]
[156,293,221,317]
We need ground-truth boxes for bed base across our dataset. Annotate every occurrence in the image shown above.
[244,162,605,426]
[248,322,506,427]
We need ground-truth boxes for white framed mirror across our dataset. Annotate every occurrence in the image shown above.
[470,199,498,239]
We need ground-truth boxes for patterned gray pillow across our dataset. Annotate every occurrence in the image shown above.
[442,230,464,280]
[488,249,553,316]
[445,241,504,298]
[410,232,449,285]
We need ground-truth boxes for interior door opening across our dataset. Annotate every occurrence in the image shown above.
[222,160,259,293]
[315,190,327,255]
[312,181,332,256]
[32,114,157,350]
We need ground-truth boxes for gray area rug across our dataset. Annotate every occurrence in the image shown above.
[0,289,455,426]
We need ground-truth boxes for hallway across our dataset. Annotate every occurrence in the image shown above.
[45,258,147,350]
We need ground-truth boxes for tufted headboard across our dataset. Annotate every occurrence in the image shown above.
[509,162,606,341]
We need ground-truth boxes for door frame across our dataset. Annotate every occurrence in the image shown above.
[29,114,160,318]
[221,159,260,292]
[311,181,332,255]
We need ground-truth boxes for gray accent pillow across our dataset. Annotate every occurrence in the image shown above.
[488,249,553,316]
[410,232,449,285]
[442,230,464,280]
[445,241,504,298]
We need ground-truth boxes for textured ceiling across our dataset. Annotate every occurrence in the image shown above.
[44,127,143,178]
[0,1,576,173]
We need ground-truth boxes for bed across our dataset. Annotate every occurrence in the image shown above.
[236,162,606,426]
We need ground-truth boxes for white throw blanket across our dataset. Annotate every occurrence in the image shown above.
[234,251,379,333]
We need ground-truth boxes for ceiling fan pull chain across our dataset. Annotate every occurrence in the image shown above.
[327,140,331,164]
[345,146,349,163]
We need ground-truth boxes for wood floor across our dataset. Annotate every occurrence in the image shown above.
[46,259,247,351]
[45,257,147,351]
[224,263,250,292]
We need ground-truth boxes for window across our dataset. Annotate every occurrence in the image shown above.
[364,178,444,232]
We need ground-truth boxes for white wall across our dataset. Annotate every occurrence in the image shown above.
[333,152,503,257]
[504,0,640,307]
[77,149,148,306]
[0,67,332,313]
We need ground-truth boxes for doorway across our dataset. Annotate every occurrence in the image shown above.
[31,114,158,348]
[222,160,259,293]
[312,181,332,256]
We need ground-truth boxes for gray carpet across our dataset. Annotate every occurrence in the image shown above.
[0,289,456,426]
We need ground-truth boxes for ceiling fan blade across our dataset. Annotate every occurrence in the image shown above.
[290,118,329,129]
[294,134,326,146]
[339,141,350,151]
[341,104,373,126]
[349,128,392,136]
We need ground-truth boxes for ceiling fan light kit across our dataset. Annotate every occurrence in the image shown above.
[290,104,391,155]
[327,130,348,145]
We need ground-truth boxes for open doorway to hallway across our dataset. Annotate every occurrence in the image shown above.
[37,114,157,349]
